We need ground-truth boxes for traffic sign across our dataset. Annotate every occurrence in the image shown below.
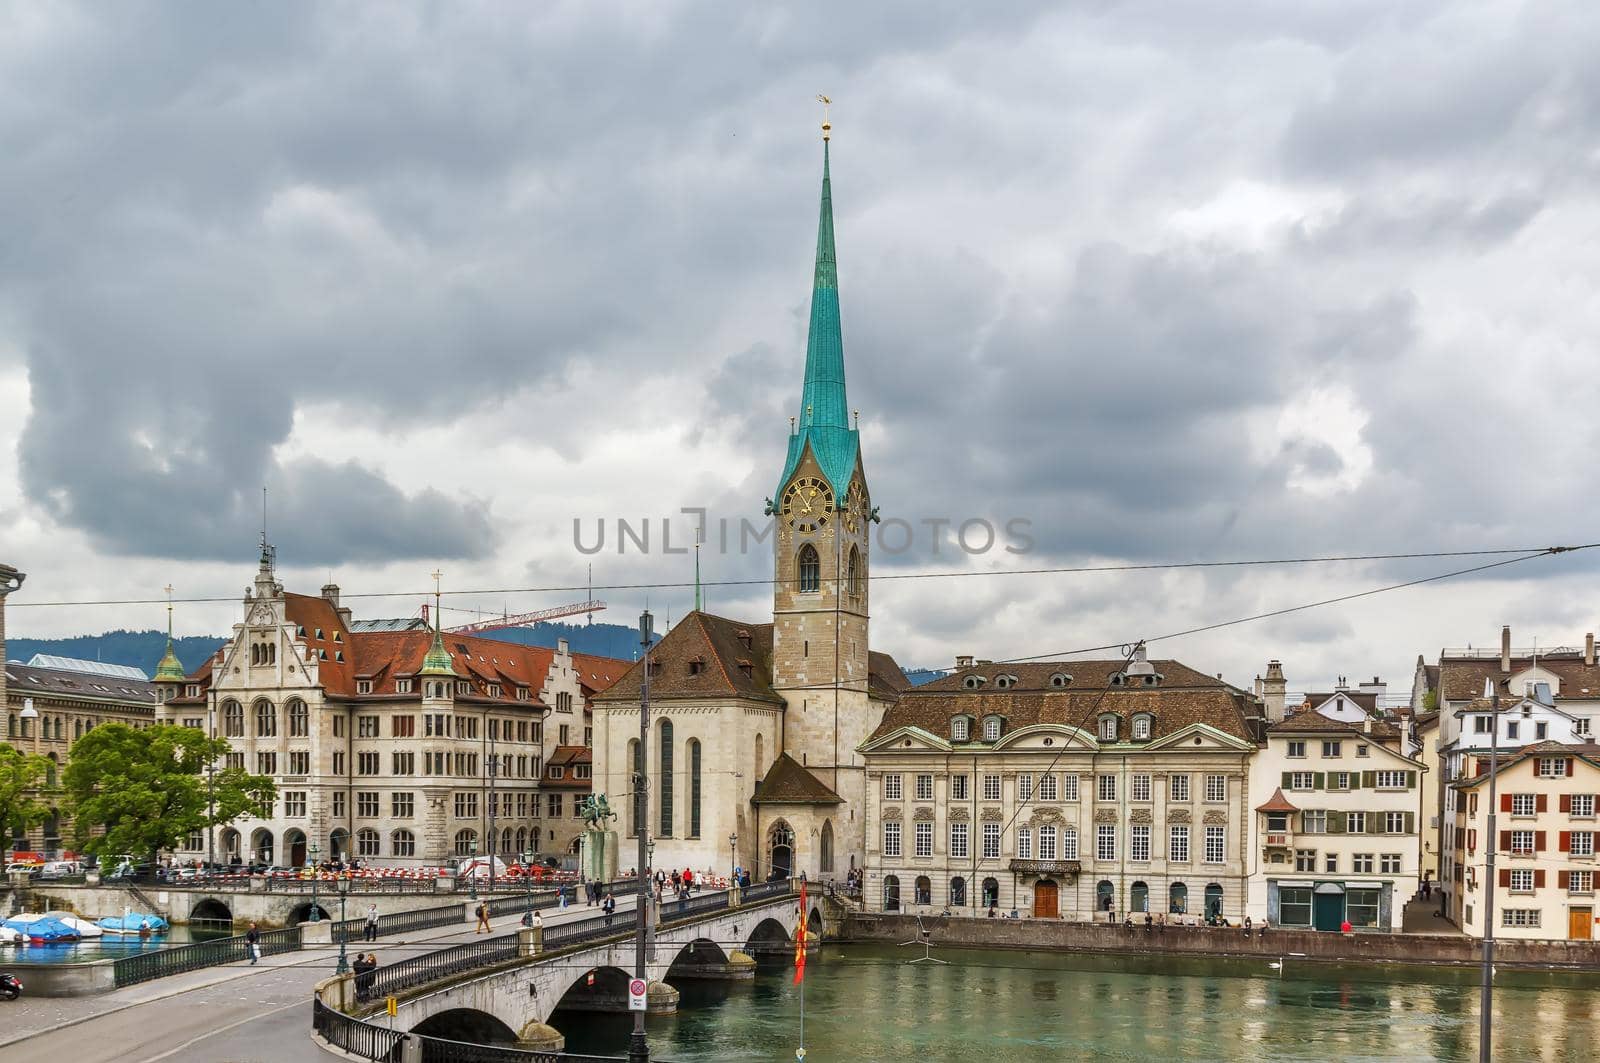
[386,996,397,1017]
[628,978,648,1012]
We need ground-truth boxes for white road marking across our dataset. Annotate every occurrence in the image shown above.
[131,998,304,1063]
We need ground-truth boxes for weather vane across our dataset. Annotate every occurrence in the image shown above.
[816,94,831,141]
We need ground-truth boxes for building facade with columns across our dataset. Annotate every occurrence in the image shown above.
[859,652,1264,921]
[1,562,161,857]
[162,550,625,868]
[592,132,909,884]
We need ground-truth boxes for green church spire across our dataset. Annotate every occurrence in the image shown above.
[772,110,861,503]
[154,584,186,684]
[420,569,455,677]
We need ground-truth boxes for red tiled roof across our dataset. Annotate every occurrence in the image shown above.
[179,591,628,710]
[1255,787,1300,813]
[1438,654,1600,702]
[870,659,1258,743]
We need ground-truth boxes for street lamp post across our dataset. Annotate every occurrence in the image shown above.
[469,839,479,900]
[308,843,322,922]
[335,874,350,974]
[630,609,654,1063]
[729,833,738,891]
[523,848,535,925]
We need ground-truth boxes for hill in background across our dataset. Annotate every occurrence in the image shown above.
[8,621,943,684]
[7,620,654,677]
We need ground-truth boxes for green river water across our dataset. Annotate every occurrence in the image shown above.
[553,944,1600,1062]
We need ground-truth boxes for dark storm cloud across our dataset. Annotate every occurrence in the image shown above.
[0,1,1068,565]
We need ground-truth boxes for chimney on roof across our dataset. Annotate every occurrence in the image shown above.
[1359,676,1386,699]
[557,637,570,657]
[1363,716,1373,734]
[1501,625,1512,674]
[1263,659,1287,723]
[1587,633,1595,668]
[955,655,974,669]
[321,583,340,607]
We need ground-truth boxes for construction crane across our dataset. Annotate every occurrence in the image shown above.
[421,600,606,635]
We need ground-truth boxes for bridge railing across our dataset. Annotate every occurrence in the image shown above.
[334,901,469,943]
[113,925,302,988]
[741,879,796,905]
[357,932,521,1003]
[313,996,405,1061]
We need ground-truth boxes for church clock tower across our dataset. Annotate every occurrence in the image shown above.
[767,119,875,805]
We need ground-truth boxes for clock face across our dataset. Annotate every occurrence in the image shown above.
[781,476,834,533]
[843,481,866,534]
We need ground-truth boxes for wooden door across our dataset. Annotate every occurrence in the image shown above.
[1569,907,1592,940]
[1033,880,1059,919]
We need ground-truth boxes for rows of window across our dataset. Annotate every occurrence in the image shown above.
[1284,739,1372,759]
[1292,850,1404,874]
[5,711,139,741]
[882,772,1232,804]
[218,702,545,744]
[883,821,1229,864]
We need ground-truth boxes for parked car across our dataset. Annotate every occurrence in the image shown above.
[2,863,40,879]
[36,861,82,880]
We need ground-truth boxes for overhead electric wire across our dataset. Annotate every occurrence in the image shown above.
[6,543,1587,609]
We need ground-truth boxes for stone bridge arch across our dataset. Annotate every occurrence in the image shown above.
[190,897,233,927]
[412,1008,522,1046]
[368,892,800,1053]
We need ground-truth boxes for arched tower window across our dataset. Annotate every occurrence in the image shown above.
[254,699,276,737]
[754,733,765,793]
[797,544,820,593]
[658,719,674,837]
[688,738,702,838]
[821,819,834,873]
[846,545,862,598]
[287,699,309,737]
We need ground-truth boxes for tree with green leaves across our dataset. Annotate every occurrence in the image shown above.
[63,723,276,862]
[0,743,52,853]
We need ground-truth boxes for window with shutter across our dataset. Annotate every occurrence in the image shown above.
[1536,831,1547,852]
[1537,794,1548,813]
[1560,830,1571,852]
[1499,868,1511,888]
[1535,869,1546,889]
[1561,794,1572,813]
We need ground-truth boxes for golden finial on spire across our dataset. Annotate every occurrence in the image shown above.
[816,94,832,141]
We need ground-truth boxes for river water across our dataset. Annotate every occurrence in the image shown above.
[554,944,1600,1061]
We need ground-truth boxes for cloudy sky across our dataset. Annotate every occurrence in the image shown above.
[3,1,1598,694]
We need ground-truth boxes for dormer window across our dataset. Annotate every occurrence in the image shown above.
[688,657,705,676]
[1098,714,1119,741]
[952,716,970,742]
[396,679,413,694]
[1049,672,1071,688]
[738,660,754,678]
[296,625,306,637]
[356,680,373,695]
[333,631,343,643]
[318,648,327,661]
[1132,713,1153,740]
[334,650,344,663]
[1109,673,1125,686]
[983,716,1002,742]
[516,687,529,701]
[647,661,663,678]
[456,681,471,695]
[487,683,502,698]
[963,675,986,690]
[994,674,1017,690]
[314,628,323,640]
[737,629,752,650]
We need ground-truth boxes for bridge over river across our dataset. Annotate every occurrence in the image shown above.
[315,880,816,1058]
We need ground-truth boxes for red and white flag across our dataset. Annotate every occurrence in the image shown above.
[793,881,808,985]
